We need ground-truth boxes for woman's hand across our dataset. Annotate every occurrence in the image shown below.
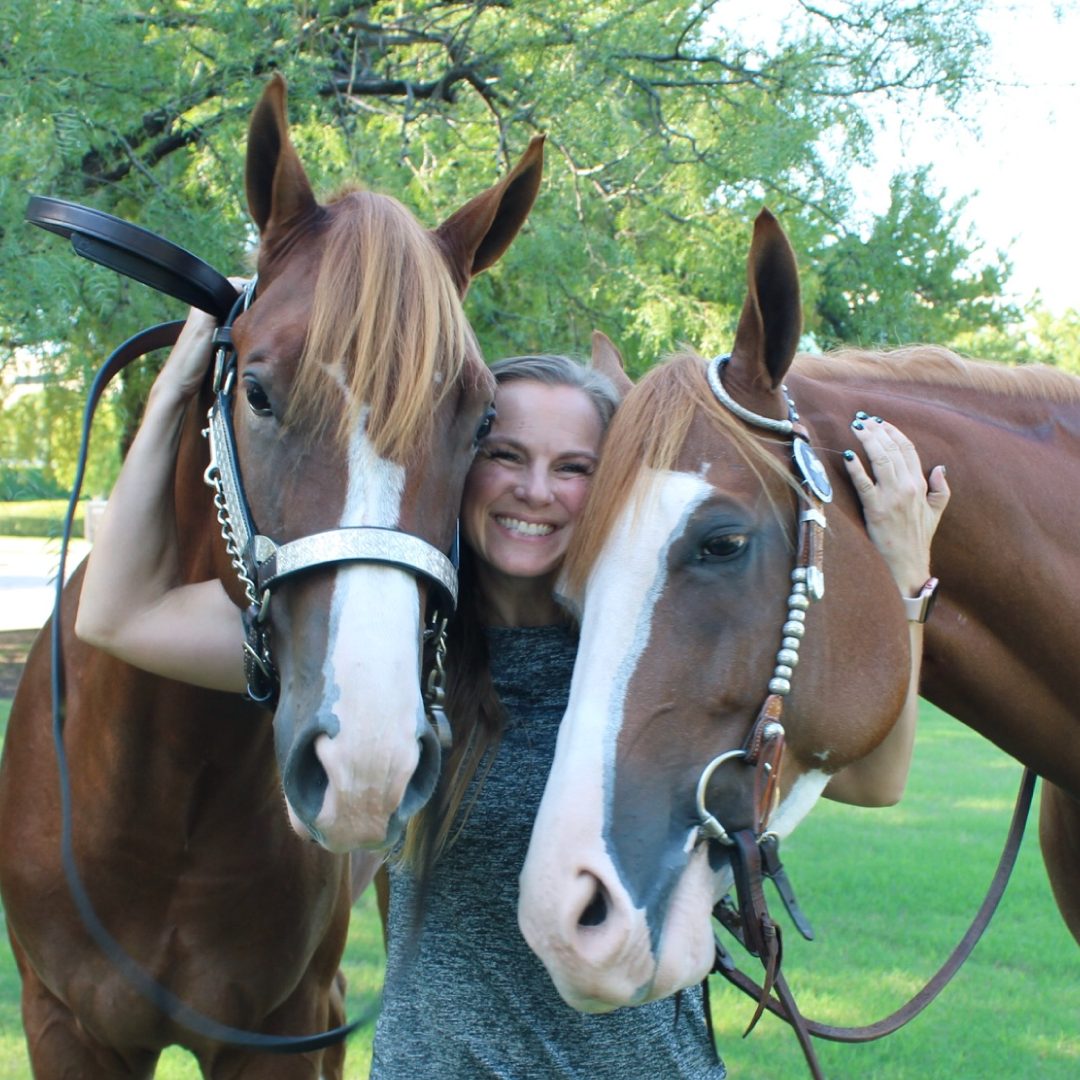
[843,416,950,595]
[153,277,249,403]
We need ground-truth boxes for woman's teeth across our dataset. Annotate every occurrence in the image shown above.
[496,516,554,537]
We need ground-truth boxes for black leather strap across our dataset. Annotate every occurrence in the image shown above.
[26,196,238,320]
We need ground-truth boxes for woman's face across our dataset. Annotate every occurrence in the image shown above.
[462,379,604,583]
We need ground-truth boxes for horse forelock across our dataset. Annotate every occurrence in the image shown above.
[795,346,1080,403]
[284,190,477,463]
[564,350,798,600]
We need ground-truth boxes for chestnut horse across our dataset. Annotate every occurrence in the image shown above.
[518,209,1080,1014]
[0,75,541,1076]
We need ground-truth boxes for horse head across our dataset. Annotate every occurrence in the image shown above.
[519,210,911,1009]
[213,75,542,853]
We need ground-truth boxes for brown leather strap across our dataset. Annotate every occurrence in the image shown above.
[715,768,1036,1053]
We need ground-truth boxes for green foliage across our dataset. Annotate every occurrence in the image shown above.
[1,0,1015,462]
[0,380,121,499]
[812,168,1019,347]
[955,301,1080,369]
[0,500,86,539]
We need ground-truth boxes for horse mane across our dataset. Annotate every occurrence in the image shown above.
[795,345,1080,403]
[563,349,799,600]
[285,188,480,462]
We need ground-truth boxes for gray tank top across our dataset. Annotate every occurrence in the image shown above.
[371,624,726,1078]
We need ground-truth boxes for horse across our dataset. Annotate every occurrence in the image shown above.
[517,208,1080,1015]
[0,74,541,1077]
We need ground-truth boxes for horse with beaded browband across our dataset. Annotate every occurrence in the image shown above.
[0,74,542,1076]
[518,208,1080,1018]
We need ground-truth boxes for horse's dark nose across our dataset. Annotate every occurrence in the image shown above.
[578,878,610,927]
[383,718,442,845]
[280,706,442,851]
[282,729,331,839]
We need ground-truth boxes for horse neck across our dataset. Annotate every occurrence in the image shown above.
[791,367,1080,787]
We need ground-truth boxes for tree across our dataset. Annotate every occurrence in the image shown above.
[812,167,1018,347]
[1,0,1013,482]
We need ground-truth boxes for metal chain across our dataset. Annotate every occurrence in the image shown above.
[203,452,259,609]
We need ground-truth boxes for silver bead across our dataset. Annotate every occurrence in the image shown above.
[774,664,793,680]
[791,581,808,596]
[777,648,799,667]
[791,567,807,583]
[782,636,802,650]
[769,676,792,695]
[788,593,810,611]
[785,611,806,627]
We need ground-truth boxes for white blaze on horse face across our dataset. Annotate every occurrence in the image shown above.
[520,469,719,1009]
[309,413,426,850]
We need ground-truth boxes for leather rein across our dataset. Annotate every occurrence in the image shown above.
[697,355,1037,1079]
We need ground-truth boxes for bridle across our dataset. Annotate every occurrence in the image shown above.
[202,276,455,746]
[687,353,830,1038]
[695,353,832,848]
[696,352,1037,1079]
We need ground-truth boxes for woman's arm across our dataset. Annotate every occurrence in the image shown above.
[75,305,247,692]
[823,417,950,807]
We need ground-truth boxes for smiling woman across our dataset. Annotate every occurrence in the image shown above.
[463,377,605,625]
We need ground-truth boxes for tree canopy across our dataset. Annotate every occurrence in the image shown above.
[0,0,1021,489]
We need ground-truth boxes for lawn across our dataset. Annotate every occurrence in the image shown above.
[0,697,1076,1078]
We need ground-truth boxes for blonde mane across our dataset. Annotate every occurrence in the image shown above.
[563,350,798,599]
[285,190,477,462]
[796,345,1080,403]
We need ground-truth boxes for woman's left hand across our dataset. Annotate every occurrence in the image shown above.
[843,416,950,595]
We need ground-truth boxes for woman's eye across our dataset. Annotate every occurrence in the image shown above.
[699,533,748,561]
[474,408,496,446]
[557,462,593,477]
[244,379,274,418]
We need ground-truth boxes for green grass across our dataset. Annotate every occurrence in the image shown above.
[0,500,86,540]
[0,701,1075,1078]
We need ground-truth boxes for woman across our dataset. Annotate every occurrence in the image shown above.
[77,308,949,1077]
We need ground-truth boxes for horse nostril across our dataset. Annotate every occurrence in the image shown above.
[398,721,442,823]
[284,734,329,827]
[578,878,610,928]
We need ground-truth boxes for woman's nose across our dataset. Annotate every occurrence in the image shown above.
[515,466,554,505]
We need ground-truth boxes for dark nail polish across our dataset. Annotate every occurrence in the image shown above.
[873,416,884,423]
[851,420,864,431]
[843,449,855,461]
[855,410,869,420]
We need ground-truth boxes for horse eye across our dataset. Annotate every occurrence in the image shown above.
[699,533,748,561]
[474,407,496,446]
[244,379,274,418]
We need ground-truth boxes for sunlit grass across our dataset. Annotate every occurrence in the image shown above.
[0,700,1076,1077]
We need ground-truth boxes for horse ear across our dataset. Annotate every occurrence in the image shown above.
[729,208,802,391]
[245,73,318,237]
[591,331,634,399]
[434,136,545,294]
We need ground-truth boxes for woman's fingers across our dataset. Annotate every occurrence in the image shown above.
[844,414,949,594]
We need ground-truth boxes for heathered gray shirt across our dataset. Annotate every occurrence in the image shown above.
[371,624,726,1079]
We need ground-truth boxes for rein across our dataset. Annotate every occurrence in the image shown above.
[49,322,372,1053]
[699,354,1037,1078]
[25,195,456,1055]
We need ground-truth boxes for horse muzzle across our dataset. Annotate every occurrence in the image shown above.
[278,698,441,853]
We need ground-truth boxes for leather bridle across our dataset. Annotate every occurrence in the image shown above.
[202,277,456,746]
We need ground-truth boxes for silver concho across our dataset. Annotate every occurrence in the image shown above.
[793,439,833,503]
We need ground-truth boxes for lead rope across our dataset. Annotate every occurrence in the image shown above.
[49,324,367,1055]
